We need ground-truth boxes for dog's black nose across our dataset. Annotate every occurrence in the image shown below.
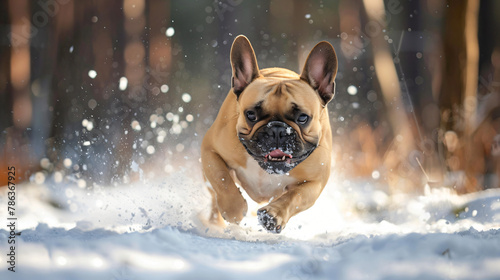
[266,121,291,144]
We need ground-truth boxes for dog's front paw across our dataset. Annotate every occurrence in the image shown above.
[257,207,285,233]
[219,197,248,225]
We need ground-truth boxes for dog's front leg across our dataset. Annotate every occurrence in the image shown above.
[257,181,323,233]
[202,150,248,224]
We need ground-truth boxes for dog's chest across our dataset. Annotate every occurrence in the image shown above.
[235,157,296,203]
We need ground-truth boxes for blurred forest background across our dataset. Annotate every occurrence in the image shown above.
[1,0,500,194]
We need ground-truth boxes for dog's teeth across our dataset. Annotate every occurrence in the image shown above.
[267,154,289,162]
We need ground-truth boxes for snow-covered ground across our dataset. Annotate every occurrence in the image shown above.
[1,166,500,280]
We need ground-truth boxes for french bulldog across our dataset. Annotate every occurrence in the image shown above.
[201,35,337,233]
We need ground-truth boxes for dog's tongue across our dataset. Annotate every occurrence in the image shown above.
[269,149,291,158]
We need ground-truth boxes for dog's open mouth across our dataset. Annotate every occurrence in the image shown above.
[264,149,293,162]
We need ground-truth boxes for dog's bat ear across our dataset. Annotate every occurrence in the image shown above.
[300,41,338,105]
[230,35,260,98]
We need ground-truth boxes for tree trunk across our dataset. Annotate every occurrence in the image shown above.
[439,0,479,192]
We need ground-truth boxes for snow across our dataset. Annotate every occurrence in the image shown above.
[88,70,97,79]
[1,167,500,279]
[165,27,175,37]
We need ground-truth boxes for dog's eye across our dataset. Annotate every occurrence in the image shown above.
[246,111,257,122]
[297,114,309,124]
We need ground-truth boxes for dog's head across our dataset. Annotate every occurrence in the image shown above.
[231,35,337,174]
